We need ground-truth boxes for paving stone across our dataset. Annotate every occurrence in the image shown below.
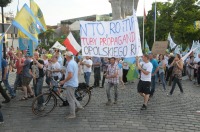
[0,72,199,131]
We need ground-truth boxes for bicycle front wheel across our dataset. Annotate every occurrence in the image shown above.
[32,93,57,117]
[76,89,91,107]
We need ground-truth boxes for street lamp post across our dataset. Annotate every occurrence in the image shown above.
[0,0,12,59]
[1,6,6,59]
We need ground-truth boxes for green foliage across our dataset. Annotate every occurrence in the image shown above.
[144,0,200,49]
[0,0,12,7]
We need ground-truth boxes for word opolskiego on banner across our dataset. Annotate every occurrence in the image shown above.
[80,16,138,57]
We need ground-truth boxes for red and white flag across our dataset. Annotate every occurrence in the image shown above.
[63,32,81,55]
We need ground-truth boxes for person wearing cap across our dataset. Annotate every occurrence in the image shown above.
[59,51,83,119]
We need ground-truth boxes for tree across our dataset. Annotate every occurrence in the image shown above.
[0,0,12,7]
[145,2,173,49]
[38,29,55,46]
[144,0,200,49]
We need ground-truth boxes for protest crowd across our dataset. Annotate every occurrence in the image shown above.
[0,45,200,123]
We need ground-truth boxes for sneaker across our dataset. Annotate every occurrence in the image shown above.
[76,106,84,112]
[140,104,147,110]
[2,100,10,104]
[106,100,112,106]
[11,96,16,99]
[66,114,76,119]
[38,106,45,111]
[167,93,172,96]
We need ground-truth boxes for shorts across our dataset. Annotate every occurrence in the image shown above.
[137,80,151,94]
[22,76,32,86]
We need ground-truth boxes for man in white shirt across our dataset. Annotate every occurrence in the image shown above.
[81,56,93,86]
[136,54,153,110]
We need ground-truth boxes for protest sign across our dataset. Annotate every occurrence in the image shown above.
[152,41,168,55]
[80,11,142,58]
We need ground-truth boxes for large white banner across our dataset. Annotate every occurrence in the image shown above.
[80,11,142,58]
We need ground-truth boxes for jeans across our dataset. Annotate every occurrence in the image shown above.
[14,74,22,91]
[33,77,44,106]
[84,72,91,86]
[94,67,100,86]
[0,82,10,101]
[159,72,166,90]
[106,83,118,101]
[150,75,156,96]
[3,75,15,97]
[170,77,183,95]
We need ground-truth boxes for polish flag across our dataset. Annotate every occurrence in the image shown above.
[63,32,81,55]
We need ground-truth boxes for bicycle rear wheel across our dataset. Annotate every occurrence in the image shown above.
[32,93,57,117]
[76,89,91,107]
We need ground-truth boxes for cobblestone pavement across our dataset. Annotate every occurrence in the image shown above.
[0,72,200,132]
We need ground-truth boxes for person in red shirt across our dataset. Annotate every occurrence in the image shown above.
[12,51,24,93]
[7,47,14,72]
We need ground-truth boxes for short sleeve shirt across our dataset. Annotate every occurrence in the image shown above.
[63,60,78,88]
[150,59,158,73]
[83,59,93,72]
[29,59,45,78]
[107,64,119,84]
[92,57,101,68]
[23,59,32,78]
[140,61,153,82]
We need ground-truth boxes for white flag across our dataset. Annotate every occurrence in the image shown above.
[181,47,198,61]
[168,33,177,49]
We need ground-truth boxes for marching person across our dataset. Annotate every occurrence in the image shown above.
[168,54,184,95]
[105,57,119,105]
[19,54,34,100]
[136,55,153,110]
[2,58,16,99]
[59,51,83,119]
[0,104,3,124]
[149,53,159,97]
[29,52,45,109]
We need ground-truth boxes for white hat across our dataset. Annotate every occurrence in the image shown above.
[65,51,73,57]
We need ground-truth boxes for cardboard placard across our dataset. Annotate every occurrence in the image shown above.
[152,41,168,55]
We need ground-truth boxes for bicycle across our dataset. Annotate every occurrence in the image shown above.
[32,77,92,117]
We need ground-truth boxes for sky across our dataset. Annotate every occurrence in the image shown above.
[4,0,173,26]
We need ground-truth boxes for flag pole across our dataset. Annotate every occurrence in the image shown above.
[154,0,157,42]
[143,0,145,51]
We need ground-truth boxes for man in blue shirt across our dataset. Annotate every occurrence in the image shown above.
[60,51,83,119]
[149,54,159,97]
[2,58,15,99]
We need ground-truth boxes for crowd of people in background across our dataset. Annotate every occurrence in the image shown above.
[0,45,200,122]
